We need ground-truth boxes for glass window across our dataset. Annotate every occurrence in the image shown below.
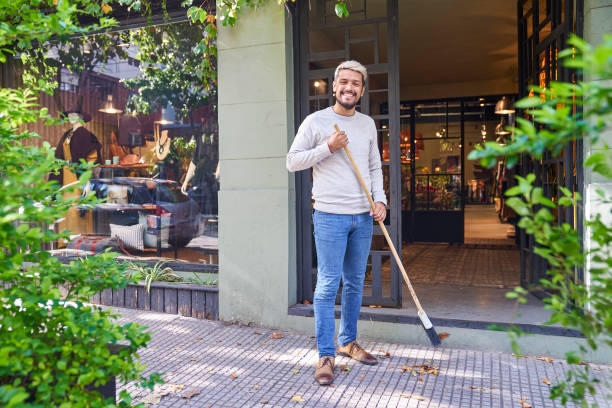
[37,20,219,267]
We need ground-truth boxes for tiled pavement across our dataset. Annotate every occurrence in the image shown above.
[114,308,612,407]
[377,244,521,289]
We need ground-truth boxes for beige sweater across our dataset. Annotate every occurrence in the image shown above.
[287,107,386,214]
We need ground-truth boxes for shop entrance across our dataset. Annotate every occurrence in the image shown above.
[294,0,582,327]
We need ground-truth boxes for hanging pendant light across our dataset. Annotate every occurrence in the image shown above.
[495,118,510,146]
[495,96,515,114]
[99,94,123,114]
[495,119,511,136]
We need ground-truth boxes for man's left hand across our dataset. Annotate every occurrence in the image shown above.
[370,202,386,223]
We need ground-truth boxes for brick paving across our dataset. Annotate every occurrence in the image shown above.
[378,244,520,289]
[114,307,612,407]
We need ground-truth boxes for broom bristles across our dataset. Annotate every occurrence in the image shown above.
[418,310,441,346]
[423,325,442,347]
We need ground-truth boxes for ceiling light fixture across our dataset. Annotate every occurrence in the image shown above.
[495,119,511,136]
[99,94,123,114]
[495,96,515,114]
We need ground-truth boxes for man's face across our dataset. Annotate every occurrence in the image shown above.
[68,112,82,123]
[333,69,365,110]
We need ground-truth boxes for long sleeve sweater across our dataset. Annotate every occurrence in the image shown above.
[286,107,387,214]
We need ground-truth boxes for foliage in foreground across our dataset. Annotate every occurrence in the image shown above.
[469,34,612,407]
[0,1,163,406]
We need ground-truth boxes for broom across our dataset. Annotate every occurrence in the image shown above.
[333,124,442,347]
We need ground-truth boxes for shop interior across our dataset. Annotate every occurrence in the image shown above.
[32,21,219,267]
[393,1,529,322]
[306,0,553,326]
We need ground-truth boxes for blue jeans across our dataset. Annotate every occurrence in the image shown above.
[312,210,373,358]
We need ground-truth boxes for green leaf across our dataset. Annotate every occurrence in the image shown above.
[505,197,530,216]
[335,2,349,18]
[515,96,543,109]
[584,151,612,179]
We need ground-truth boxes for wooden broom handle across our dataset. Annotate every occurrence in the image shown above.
[333,124,424,313]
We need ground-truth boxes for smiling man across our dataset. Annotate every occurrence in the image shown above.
[286,60,387,385]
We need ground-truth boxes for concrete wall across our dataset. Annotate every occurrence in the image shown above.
[216,1,611,364]
[217,4,297,326]
[583,1,612,292]
[583,0,612,337]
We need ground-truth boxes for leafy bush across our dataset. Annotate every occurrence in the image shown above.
[0,1,162,406]
[125,261,182,293]
[469,34,612,407]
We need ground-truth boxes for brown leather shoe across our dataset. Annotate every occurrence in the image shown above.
[337,341,378,365]
[314,356,335,385]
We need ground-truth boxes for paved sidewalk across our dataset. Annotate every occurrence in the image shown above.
[114,308,612,408]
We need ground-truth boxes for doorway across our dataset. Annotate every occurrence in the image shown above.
[294,0,582,328]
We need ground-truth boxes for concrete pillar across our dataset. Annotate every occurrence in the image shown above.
[216,4,296,326]
[583,0,612,290]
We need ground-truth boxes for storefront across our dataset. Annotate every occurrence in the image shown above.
[216,0,611,361]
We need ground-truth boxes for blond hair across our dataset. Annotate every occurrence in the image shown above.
[334,60,367,85]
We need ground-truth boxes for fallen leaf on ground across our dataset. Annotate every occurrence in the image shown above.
[253,385,259,390]
[174,347,181,351]
[418,377,423,382]
[339,365,351,372]
[254,331,262,335]
[190,358,199,362]
[537,356,554,363]
[519,398,532,408]
[542,377,551,385]
[368,305,382,308]
[399,393,424,400]
[216,339,223,343]
[230,373,238,380]
[270,332,284,339]
[469,385,478,389]
[140,393,163,404]
[293,369,300,374]
[438,332,451,340]
[180,387,200,399]
[169,384,185,392]
[401,365,410,372]
[360,374,365,380]
[290,395,305,402]
[261,400,269,404]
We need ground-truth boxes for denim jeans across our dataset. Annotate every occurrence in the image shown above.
[312,210,373,358]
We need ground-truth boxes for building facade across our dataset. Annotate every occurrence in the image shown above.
[217,0,612,363]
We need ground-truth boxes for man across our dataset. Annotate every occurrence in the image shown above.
[286,60,387,385]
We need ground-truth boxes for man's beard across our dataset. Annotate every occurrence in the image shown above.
[336,92,359,110]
